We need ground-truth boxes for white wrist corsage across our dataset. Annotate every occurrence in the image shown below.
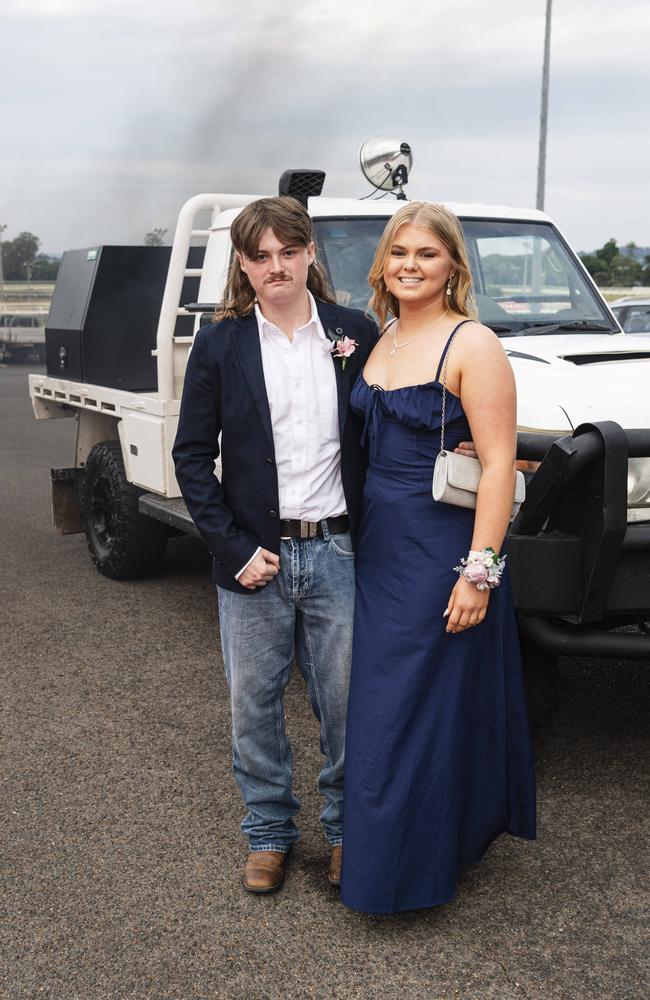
[454,547,506,591]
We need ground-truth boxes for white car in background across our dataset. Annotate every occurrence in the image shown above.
[609,297,650,335]
[0,311,47,362]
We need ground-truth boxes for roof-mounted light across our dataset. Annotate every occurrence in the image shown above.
[359,137,412,200]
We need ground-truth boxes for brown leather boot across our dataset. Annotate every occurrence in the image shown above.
[243,851,288,894]
[328,845,342,887]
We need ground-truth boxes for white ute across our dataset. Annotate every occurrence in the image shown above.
[28,141,650,674]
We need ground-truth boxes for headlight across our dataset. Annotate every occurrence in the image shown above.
[628,457,650,522]
[627,458,650,506]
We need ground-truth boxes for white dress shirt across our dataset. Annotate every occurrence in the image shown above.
[235,293,346,579]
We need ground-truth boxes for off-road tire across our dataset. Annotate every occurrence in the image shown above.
[81,440,167,579]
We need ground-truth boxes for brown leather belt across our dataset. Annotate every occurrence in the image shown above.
[279,515,349,540]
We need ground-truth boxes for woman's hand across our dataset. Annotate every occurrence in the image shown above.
[453,440,478,459]
[444,576,489,633]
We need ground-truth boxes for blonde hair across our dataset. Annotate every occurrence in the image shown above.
[215,197,335,319]
[368,202,476,329]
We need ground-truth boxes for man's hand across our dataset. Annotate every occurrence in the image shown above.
[239,549,280,590]
[454,440,478,459]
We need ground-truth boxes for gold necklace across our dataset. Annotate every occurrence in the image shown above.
[389,312,447,356]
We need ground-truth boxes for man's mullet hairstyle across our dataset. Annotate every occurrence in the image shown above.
[215,197,335,320]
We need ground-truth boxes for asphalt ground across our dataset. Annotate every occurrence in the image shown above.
[1,363,648,1000]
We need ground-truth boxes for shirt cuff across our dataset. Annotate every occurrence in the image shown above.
[234,547,262,580]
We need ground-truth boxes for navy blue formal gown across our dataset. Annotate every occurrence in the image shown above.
[341,326,536,914]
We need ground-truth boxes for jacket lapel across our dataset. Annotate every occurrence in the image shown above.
[231,313,274,448]
[316,300,352,441]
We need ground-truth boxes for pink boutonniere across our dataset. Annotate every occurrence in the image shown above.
[326,327,358,370]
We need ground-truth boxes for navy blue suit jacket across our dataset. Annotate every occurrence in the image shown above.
[172,299,378,593]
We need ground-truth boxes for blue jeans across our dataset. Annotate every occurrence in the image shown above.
[217,524,355,853]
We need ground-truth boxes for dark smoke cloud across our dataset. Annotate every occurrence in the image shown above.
[3,0,650,251]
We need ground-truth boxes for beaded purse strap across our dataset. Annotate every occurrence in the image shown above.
[439,320,474,455]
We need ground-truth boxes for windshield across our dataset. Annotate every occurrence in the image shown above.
[313,216,615,334]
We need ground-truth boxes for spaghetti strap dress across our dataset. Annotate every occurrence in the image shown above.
[341,321,536,914]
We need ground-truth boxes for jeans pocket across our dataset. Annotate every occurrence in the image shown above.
[329,531,355,557]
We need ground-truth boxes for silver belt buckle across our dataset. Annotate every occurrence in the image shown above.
[300,521,317,539]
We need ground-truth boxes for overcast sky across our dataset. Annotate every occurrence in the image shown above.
[2,0,649,255]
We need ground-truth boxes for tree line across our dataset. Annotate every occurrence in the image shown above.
[1,232,60,280]
[0,229,169,282]
[579,240,650,287]
[2,228,649,288]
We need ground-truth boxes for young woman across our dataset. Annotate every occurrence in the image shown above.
[341,203,536,913]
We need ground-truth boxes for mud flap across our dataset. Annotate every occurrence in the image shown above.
[51,468,84,534]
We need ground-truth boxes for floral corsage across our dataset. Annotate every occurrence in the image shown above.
[454,547,506,591]
[326,327,358,370]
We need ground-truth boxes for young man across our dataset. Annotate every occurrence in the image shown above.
[172,196,377,893]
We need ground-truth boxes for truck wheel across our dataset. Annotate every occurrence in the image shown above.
[81,440,167,579]
[519,631,559,730]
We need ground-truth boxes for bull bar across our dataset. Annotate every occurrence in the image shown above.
[510,422,650,660]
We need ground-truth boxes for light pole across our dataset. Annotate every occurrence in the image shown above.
[0,223,6,303]
[536,0,553,211]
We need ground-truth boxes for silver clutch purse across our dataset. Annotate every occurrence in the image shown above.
[432,328,525,522]
[433,450,525,520]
